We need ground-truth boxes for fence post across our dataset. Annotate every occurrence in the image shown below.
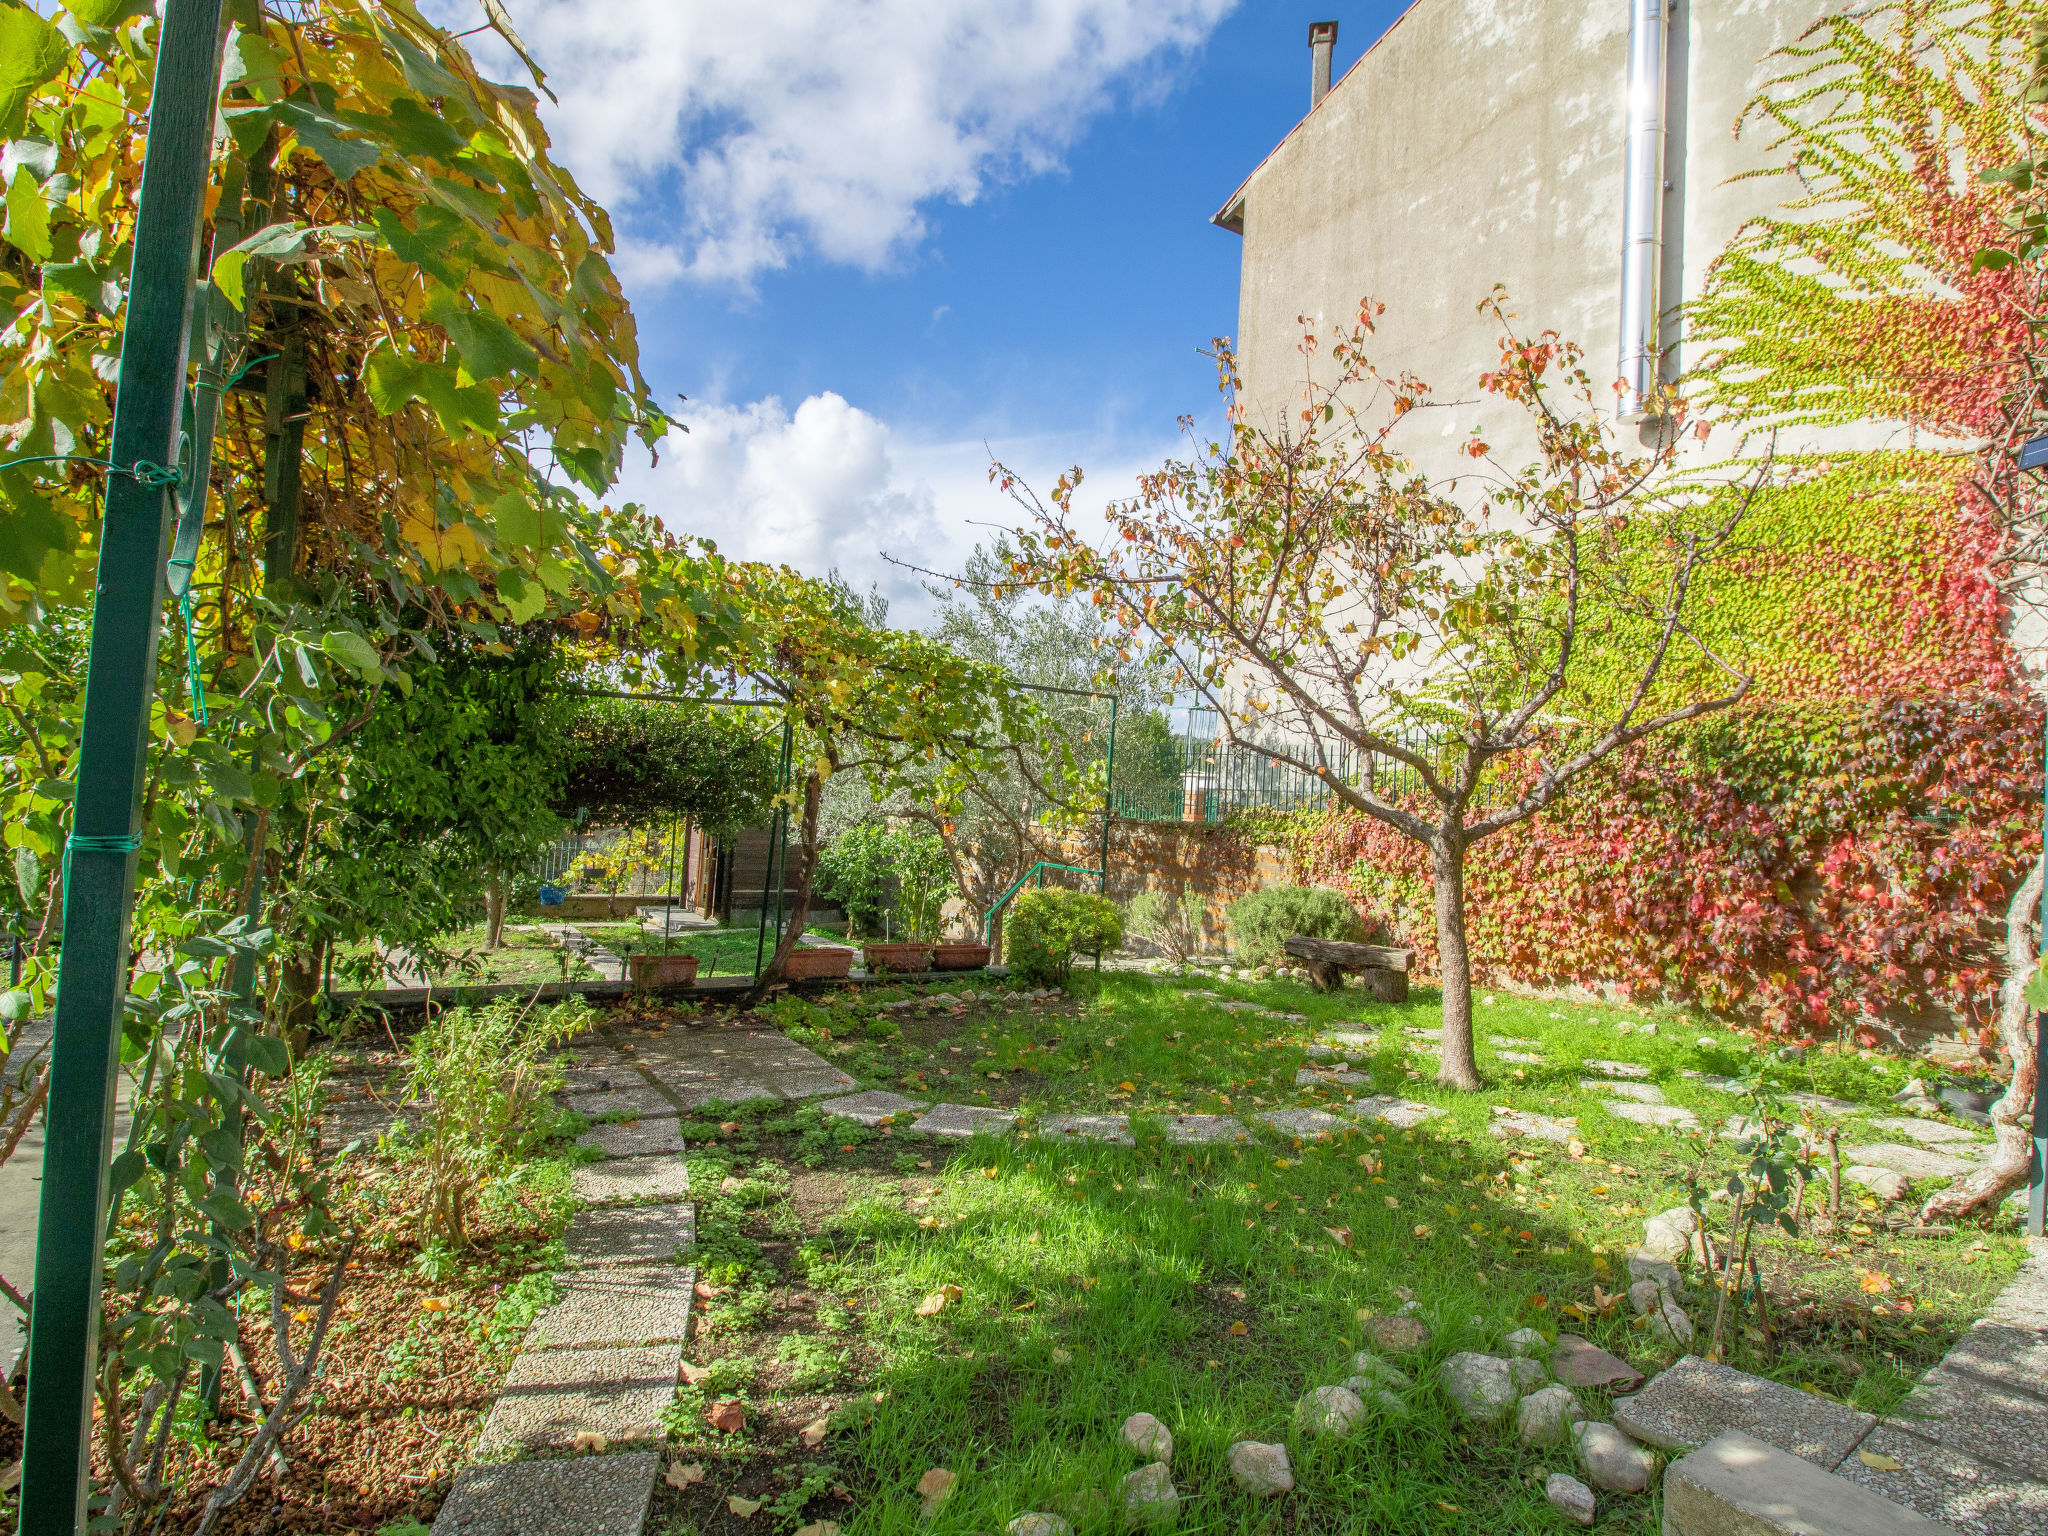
[18,3,228,1528]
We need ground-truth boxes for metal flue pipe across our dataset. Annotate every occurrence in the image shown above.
[1616,0,1670,420]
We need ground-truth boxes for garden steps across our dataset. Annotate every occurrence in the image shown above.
[435,1094,697,1536]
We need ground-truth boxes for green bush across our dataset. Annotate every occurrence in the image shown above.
[1126,882,1207,963]
[1005,887,1124,984]
[1225,884,1365,966]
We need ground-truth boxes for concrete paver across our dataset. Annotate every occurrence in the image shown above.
[1035,1113,1133,1145]
[571,1157,693,1207]
[527,1267,697,1350]
[819,1090,928,1125]
[430,1451,662,1536]
[1614,1354,1875,1470]
[563,1205,696,1269]
[577,1118,686,1159]
[911,1103,1018,1139]
[474,1341,683,1455]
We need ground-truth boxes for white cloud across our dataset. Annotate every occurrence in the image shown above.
[614,393,1177,623]
[466,0,1237,284]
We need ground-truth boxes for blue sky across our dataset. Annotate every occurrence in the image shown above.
[463,0,1411,615]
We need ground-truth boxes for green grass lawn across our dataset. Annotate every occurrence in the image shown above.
[575,922,769,977]
[640,974,2030,1535]
[332,923,599,989]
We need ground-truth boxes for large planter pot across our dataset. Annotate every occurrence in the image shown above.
[629,951,699,989]
[930,943,991,971]
[783,946,855,981]
[862,943,934,975]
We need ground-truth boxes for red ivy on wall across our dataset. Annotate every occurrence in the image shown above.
[1298,694,2041,1038]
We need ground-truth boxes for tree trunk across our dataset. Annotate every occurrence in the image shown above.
[753,769,824,996]
[485,879,508,951]
[1433,834,1480,1091]
[1920,853,2041,1224]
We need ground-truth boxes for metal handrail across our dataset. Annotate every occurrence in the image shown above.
[982,861,1104,942]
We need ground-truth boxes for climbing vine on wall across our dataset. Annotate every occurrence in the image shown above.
[1292,694,2041,1036]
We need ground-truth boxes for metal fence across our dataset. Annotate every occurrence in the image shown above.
[1109,710,1501,823]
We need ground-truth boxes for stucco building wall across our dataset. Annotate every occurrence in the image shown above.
[1217,0,1848,481]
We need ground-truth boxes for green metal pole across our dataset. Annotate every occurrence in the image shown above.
[752,719,794,979]
[19,2,228,1529]
[1099,694,1117,896]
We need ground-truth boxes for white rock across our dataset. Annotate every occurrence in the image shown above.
[1846,1164,1910,1202]
[1507,1356,1548,1393]
[1439,1353,1519,1426]
[1121,1412,1172,1463]
[1572,1420,1657,1493]
[1294,1385,1365,1438]
[1546,1472,1596,1526]
[1628,1254,1683,1293]
[1640,1024,1658,1036]
[1347,1352,1412,1390]
[1696,1036,1717,1048]
[1648,1293,1695,1348]
[1629,1280,1666,1316]
[1516,1384,1586,1448]
[1008,1516,1073,1536]
[1119,1463,1179,1526]
[1502,1327,1548,1358]
[1226,1441,1293,1497]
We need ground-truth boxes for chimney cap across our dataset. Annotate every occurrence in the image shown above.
[1308,20,1338,45]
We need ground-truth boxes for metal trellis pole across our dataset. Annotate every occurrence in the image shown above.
[2031,714,2047,1239]
[19,2,228,1528]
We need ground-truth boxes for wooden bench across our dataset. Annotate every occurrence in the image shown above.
[1282,936,1414,1002]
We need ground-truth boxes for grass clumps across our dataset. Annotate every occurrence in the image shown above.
[1225,883,1368,964]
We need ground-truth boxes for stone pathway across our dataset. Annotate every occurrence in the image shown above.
[432,1047,698,1536]
[539,923,627,983]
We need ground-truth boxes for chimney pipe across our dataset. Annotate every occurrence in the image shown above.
[1616,0,1670,420]
[1309,21,1338,109]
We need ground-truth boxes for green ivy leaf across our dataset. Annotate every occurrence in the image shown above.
[497,566,545,624]
[321,629,383,677]
[0,2,67,140]
[4,164,51,263]
[13,846,38,905]
[426,291,535,384]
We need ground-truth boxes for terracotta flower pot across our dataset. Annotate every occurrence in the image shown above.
[862,942,934,975]
[783,946,855,980]
[930,943,991,971]
[629,951,699,989]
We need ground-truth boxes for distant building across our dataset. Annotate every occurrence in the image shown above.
[1213,2,1845,475]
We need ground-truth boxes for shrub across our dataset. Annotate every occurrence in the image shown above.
[1126,883,1208,963]
[1005,887,1125,984]
[403,1000,587,1245]
[1226,884,1365,966]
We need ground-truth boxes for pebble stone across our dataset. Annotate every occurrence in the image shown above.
[1549,1336,1645,1392]
[1573,1420,1658,1493]
[1362,1314,1433,1354]
[1502,1327,1548,1358]
[1294,1384,1366,1438]
[1347,1352,1411,1390]
[1439,1353,1519,1426]
[1122,1411,1172,1462]
[1006,1515,1073,1536]
[1544,1472,1596,1527]
[1227,1441,1294,1497]
[1119,1463,1179,1527]
[1517,1384,1586,1448]
[1507,1355,1548,1393]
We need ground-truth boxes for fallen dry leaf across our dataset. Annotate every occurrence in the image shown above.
[718,1121,743,1134]
[1859,1450,1904,1472]
[917,1467,957,1518]
[1859,1270,1893,1294]
[801,1415,832,1448]
[680,1361,710,1386]
[914,1283,964,1317]
[694,1281,716,1301]
[571,1431,608,1454]
[1324,1226,1352,1247]
[1228,1321,1248,1336]
[706,1400,746,1433]
[728,1495,763,1517]
[665,1461,705,1488]
[794,1523,841,1536]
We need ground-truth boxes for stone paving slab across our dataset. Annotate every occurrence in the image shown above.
[1160,1114,1250,1145]
[527,1267,696,1350]
[1550,1335,1644,1391]
[1584,1060,1652,1079]
[1320,1030,1376,1050]
[572,1157,692,1207]
[1604,1101,1700,1130]
[1664,1431,1949,1536]
[1036,1112,1134,1145]
[1981,1246,2048,1330]
[1490,1107,1578,1143]
[1257,1108,1352,1139]
[1938,1320,2048,1400]
[820,1090,928,1126]
[627,1029,855,1103]
[1788,1091,1864,1117]
[1349,1096,1445,1129]
[577,1118,687,1159]
[1613,1354,1875,1470]
[474,1342,683,1455]
[566,1084,678,1120]
[564,1205,696,1269]
[431,1451,662,1536]
[1869,1116,1988,1147]
[911,1103,1017,1139]
[1580,1079,1666,1104]
[1295,1067,1372,1087]
[1843,1143,1979,1181]
[1835,1423,2048,1536]
[1497,1050,1542,1064]
[1889,1363,2048,1483]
